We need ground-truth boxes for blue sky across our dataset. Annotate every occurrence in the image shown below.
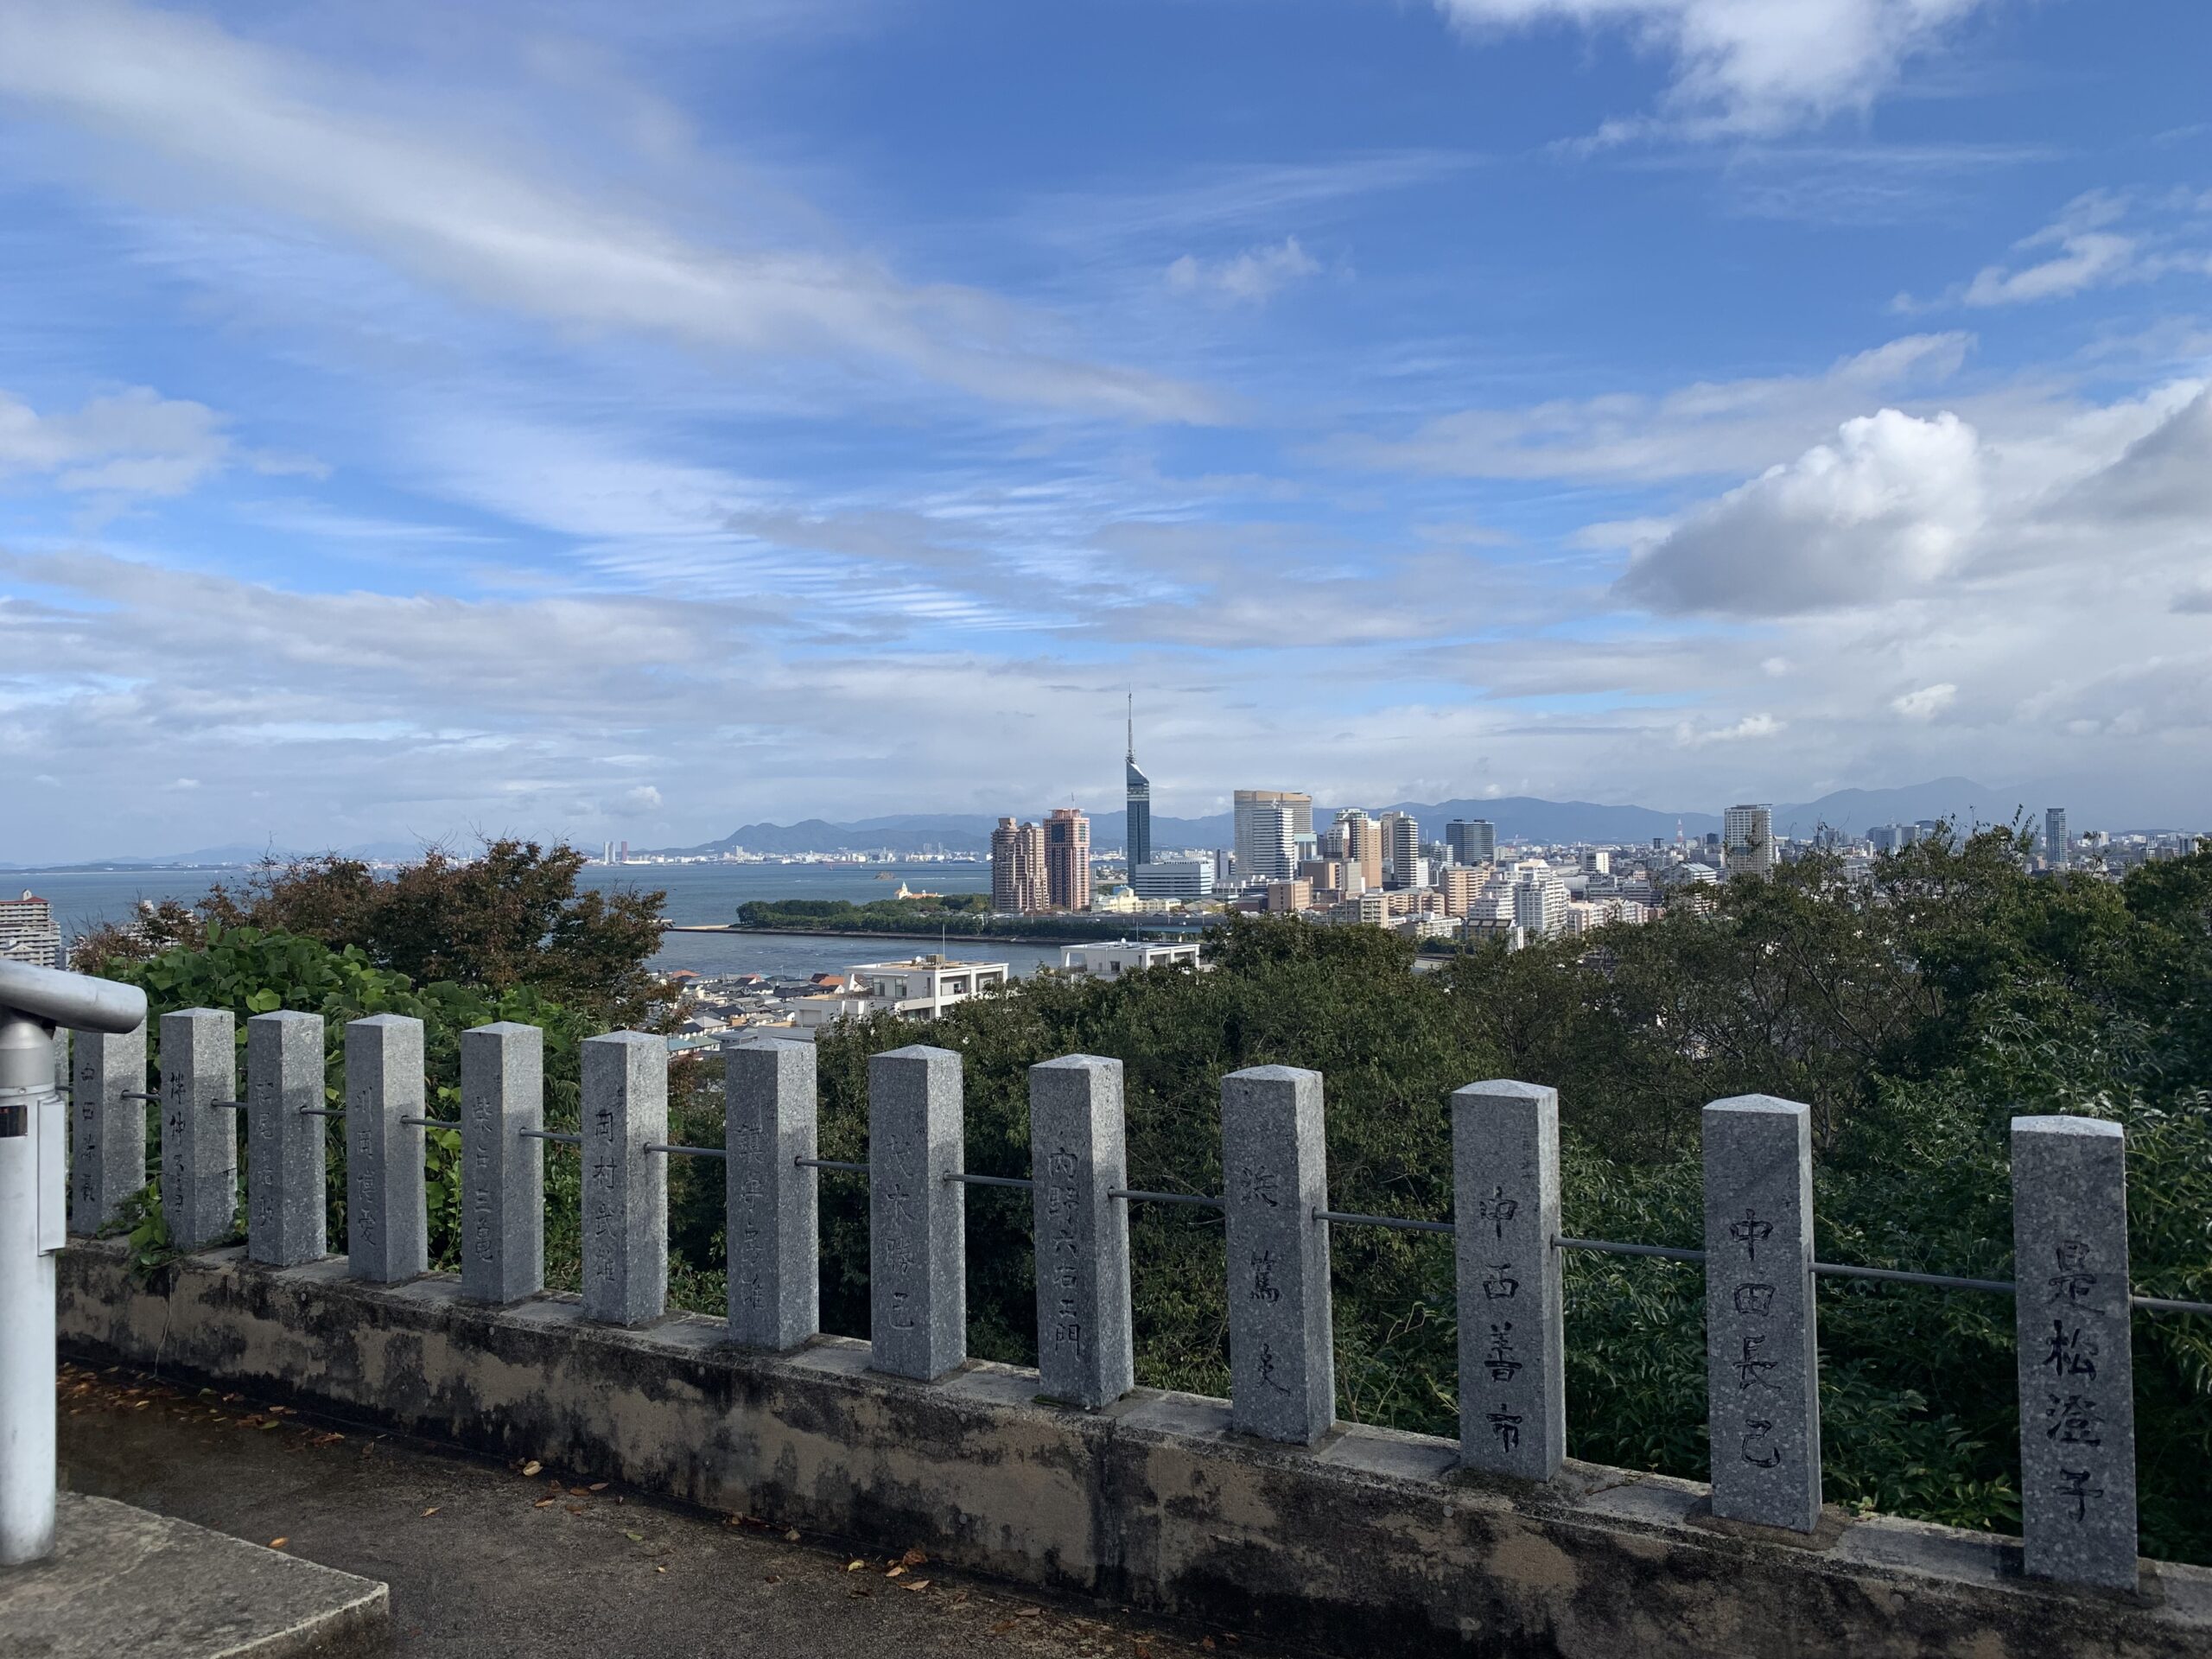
[1,0,2209,860]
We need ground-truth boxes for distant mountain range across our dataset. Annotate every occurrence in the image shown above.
[652,778,2045,858]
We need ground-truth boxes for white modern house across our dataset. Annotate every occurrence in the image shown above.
[1058,938,1203,980]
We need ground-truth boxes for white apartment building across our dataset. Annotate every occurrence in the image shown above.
[0,891,63,969]
[1724,803,1775,879]
[1129,858,1213,899]
[1510,861,1570,938]
[788,954,1010,1029]
[1058,939,1202,980]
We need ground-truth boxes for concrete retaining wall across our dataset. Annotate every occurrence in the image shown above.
[58,1241,2212,1659]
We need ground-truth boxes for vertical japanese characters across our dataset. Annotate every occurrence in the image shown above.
[1452,1081,1565,1480]
[1223,1065,1334,1446]
[1028,1055,1134,1409]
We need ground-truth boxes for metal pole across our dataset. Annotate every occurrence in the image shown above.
[0,1008,59,1566]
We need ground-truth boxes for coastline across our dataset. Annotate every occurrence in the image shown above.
[663,923,1207,947]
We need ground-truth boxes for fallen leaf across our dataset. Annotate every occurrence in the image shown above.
[520,1460,542,1477]
[566,1506,583,1516]
[420,1508,440,1517]
[588,1482,608,1492]
[533,1498,557,1509]
[624,1530,645,1543]
[899,1579,931,1593]
[655,1566,667,1574]
[133,1400,149,1411]
[849,1586,872,1599]
[887,1564,906,1578]
[268,1538,289,1550]
[845,1560,867,1573]
[900,1547,928,1567]
[259,1421,281,1431]
[785,1529,800,1542]
[989,1619,1016,1636]
[570,1485,590,1496]
[1020,1607,1043,1619]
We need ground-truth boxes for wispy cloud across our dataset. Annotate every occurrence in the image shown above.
[1165,237,1325,304]
[0,0,1215,423]
[1895,188,2212,311]
[0,385,317,499]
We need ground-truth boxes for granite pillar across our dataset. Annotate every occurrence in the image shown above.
[159,1009,236,1252]
[345,1014,427,1284]
[868,1045,964,1381]
[461,1021,543,1305]
[724,1038,817,1350]
[245,1012,327,1268]
[1452,1079,1565,1480]
[1029,1054,1134,1409]
[581,1031,667,1326]
[1703,1095,1821,1532]
[69,1022,145,1236]
[2012,1115,2139,1591]
[1223,1065,1334,1445]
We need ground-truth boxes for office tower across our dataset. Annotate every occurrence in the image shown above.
[1723,804,1774,880]
[618,841,629,863]
[1124,696,1152,868]
[1379,810,1421,888]
[0,890,63,969]
[991,817,1046,912]
[1233,790,1313,879]
[1045,807,1091,911]
[1446,819,1497,866]
[1243,801,1298,882]
[1331,809,1382,891]
[2044,807,2069,867]
[1581,849,1610,874]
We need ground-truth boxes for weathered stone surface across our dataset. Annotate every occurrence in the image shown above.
[0,1491,387,1659]
[1452,1078,1564,1480]
[1702,1095,1821,1533]
[345,1014,427,1284]
[461,1021,543,1305]
[2012,1114,2139,1591]
[246,1011,327,1268]
[582,1031,667,1325]
[158,1008,235,1252]
[725,1037,817,1350]
[1029,1054,1133,1409]
[69,1022,145,1237]
[58,1239,2212,1659]
[868,1044,964,1381]
[1222,1064,1333,1445]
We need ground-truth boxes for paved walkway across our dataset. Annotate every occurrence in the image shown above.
[55,1362,1274,1659]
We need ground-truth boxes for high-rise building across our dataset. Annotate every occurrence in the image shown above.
[1045,807,1091,911]
[1233,790,1313,880]
[1510,862,1569,938]
[1124,697,1151,868]
[1723,804,1775,880]
[1241,801,1299,883]
[0,890,63,969]
[1331,809,1383,891]
[1379,810,1421,888]
[990,817,1046,913]
[1131,858,1211,899]
[1446,819,1497,866]
[2044,807,2069,867]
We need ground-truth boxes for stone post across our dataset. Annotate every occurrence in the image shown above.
[725,1038,817,1350]
[1703,1095,1821,1532]
[69,1021,146,1236]
[581,1031,667,1325]
[1029,1054,1134,1409]
[246,1011,327,1268]
[868,1045,964,1381]
[159,1008,236,1252]
[1222,1065,1333,1445]
[2012,1116,2138,1591]
[461,1021,543,1305]
[1452,1079,1565,1480]
[346,1014,428,1283]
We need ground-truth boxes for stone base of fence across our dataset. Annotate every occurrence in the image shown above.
[56,1240,2211,1659]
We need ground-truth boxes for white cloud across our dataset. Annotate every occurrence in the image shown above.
[1675,712,1783,747]
[1618,407,1983,615]
[614,784,664,813]
[1891,682,1958,721]
[1897,190,2212,311]
[0,386,241,498]
[1165,237,1324,304]
[1433,0,1993,137]
[0,1,1212,423]
[1329,332,1970,480]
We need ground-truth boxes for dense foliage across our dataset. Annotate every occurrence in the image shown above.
[737,894,1121,940]
[81,839,668,1027]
